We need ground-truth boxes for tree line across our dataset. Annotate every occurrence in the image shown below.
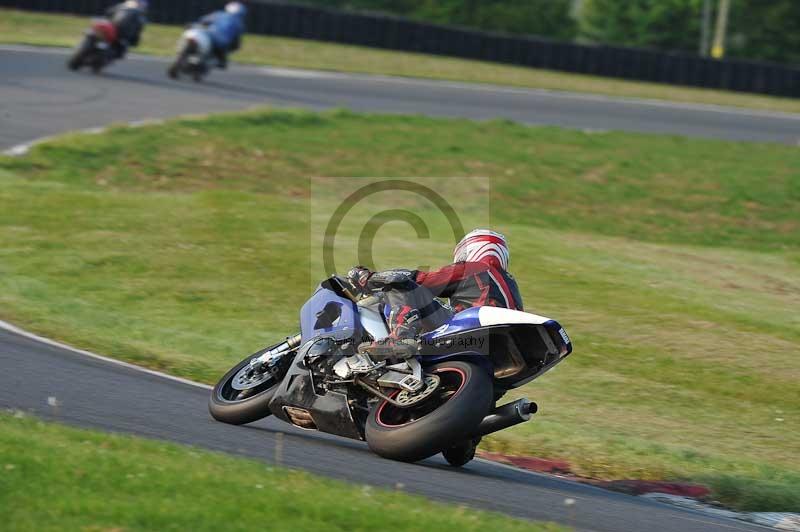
[296,0,799,65]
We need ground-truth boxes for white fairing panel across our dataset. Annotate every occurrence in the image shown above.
[183,28,212,56]
[478,306,551,326]
[359,306,390,340]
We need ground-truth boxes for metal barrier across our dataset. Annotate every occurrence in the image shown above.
[4,0,798,97]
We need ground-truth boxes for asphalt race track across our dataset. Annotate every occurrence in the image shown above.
[2,45,800,150]
[0,326,764,532]
[0,45,786,531]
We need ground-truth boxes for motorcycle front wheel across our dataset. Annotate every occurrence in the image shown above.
[67,35,93,70]
[365,360,492,463]
[208,343,288,425]
[168,47,190,79]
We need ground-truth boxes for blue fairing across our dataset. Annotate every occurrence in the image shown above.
[201,11,245,49]
[417,306,572,378]
[300,287,360,343]
[417,307,486,366]
[421,307,482,342]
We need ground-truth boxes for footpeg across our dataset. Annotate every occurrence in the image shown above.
[350,353,385,374]
[333,353,385,379]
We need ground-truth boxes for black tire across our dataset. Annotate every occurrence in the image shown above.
[67,36,92,71]
[208,343,287,425]
[192,61,208,83]
[365,360,492,462]
[90,53,106,74]
[67,52,83,71]
[168,47,189,80]
[442,436,481,467]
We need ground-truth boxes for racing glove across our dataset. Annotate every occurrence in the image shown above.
[346,266,373,296]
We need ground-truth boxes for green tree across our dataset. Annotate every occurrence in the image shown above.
[728,0,800,64]
[578,0,703,52]
[417,0,577,40]
[297,0,577,40]
[578,0,800,64]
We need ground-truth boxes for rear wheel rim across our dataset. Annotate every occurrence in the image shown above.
[375,367,466,428]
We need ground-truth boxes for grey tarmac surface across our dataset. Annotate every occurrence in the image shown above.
[0,45,781,531]
[1,45,800,149]
[0,326,766,532]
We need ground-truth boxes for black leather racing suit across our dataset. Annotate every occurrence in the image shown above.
[105,3,146,58]
[362,261,524,339]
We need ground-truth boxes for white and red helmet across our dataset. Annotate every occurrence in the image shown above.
[453,229,509,271]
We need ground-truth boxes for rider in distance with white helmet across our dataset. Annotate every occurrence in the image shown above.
[199,1,248,69]
[348,229,523,360]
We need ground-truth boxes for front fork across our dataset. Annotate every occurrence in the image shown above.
[250,334,302,372]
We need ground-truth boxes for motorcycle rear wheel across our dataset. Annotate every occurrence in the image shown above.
[442,437,481,467]
[167,62,181,79]
[90,52,107,74]
[208,343,288,425]
[365,360,492,463]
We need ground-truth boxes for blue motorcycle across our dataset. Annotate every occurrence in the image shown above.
[209,275,572,466]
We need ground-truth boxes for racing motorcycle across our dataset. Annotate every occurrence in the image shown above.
[67,19,118,73]
[209,276,573,465]
[168,24,213,82]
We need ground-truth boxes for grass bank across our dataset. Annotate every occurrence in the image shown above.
[2,8,800,114]
[0,412,559,531]
[1,109,798,511]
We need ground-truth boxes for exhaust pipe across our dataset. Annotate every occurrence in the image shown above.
[475,398,537,437]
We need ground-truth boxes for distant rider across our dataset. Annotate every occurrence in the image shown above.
[199,2,247,69]
[105,0,148,59]
[347,229,523,361]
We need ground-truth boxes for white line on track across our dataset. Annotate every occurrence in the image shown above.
[0,319,211,390]
[2,126,107,156]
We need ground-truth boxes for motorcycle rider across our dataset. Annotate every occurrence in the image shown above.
[104,0,148,59]
[347,229,523,361]
[199,2,247,69]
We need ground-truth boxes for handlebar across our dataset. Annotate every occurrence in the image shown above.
[321,275,361,303]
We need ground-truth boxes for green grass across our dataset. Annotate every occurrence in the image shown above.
[3,8,800,114]
[0,412,561,531]
[1,109,799,512]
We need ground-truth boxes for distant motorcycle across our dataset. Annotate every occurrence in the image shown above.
[210,275,573,466]
[168,25,213,82]
[67,18,118,73]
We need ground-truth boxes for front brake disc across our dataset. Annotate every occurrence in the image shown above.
[231,364,273,391]
[394,375,440,407]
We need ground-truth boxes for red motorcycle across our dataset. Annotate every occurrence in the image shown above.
[67,19,118,73]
